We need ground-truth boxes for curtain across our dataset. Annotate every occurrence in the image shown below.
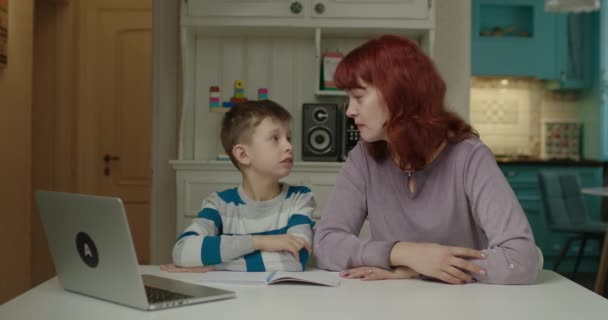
[545,0,600,12]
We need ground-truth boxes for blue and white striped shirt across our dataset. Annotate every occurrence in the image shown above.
[172,183,316,271]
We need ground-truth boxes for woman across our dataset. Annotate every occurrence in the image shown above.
[313,35,539,285]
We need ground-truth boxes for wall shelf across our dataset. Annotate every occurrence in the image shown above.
[315,90,347,96]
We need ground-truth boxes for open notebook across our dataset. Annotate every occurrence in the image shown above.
[197,271,340,287]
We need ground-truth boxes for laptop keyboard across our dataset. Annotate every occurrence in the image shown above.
[145,285,192,303]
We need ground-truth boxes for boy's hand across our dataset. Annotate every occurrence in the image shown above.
[160,263,216,273]
[252,235,312,261]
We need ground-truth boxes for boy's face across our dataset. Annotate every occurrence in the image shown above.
[241,117,293,179]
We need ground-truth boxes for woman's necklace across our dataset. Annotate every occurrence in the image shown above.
[402,141,448,194]
[405,170,416,193]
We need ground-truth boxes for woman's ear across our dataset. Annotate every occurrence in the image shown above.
[232,144,251,167]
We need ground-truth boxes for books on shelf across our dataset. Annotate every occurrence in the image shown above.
[197,270,340,287]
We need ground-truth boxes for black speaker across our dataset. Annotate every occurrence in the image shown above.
[302,103,340,161]
[342,114,361,161]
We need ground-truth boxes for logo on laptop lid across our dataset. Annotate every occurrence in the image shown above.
[75,232,99,268]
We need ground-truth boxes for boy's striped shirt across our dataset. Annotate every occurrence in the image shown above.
[173,183,315,271]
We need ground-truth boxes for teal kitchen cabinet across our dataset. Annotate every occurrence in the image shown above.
[602,90,608,160]
[588,86,608,160]
[471,0,558,78]
[580,3,607,161]
[548,12,598,90]
[499,164,604,272]
[472,0,597,88]
[601,0,608,160]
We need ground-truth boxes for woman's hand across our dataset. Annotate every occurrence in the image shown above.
[339,266,420,281]
[390,242,486,284]
[160,264,216,273]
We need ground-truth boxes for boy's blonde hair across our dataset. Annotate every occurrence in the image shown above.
[220,100,292,169]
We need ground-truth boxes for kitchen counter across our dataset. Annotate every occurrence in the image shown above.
[495,157,606,166]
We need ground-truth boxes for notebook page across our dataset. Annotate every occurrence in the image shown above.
[197,271,271,285]
[269,271,340,286]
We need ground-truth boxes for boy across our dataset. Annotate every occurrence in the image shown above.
[166,100,315,272]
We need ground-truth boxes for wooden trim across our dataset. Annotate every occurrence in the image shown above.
[31,0,79,287]
[0,0,34,303]
[75,0,96,194]
[31,0,58,287]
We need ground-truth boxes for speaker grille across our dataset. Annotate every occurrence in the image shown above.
[307,126,332,154]
[302,103,340,161]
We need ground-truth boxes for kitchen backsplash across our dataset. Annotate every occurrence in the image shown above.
[470,77,581,157]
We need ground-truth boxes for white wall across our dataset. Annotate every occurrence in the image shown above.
[434,0,471,120]
[470,77,582,158]
[151,0,179,263]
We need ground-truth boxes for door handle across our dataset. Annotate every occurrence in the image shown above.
[103,154,120,176]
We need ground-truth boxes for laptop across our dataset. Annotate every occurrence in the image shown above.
[35,190,236,311]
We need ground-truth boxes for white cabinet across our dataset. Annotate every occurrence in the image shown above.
[184,0,430,20]
[181,0,433,28]
[173,0,435,232]
[310,0,429,20]
[185,0,306,18]
[170,161,342,232]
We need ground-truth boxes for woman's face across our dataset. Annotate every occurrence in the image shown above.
[345,80,390,143]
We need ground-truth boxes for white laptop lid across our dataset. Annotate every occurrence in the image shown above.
[36,191,150,309]
[36,190,236,311]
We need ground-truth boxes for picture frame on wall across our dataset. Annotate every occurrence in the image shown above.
[0,0,7,68]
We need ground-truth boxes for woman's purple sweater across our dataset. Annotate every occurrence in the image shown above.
[313,138,539,284]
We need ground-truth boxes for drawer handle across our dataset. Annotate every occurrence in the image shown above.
[290,1,303,14]
[314,2,326,14]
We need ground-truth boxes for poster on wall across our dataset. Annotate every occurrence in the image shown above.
[0,0,7,68]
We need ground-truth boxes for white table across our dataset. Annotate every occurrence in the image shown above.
[582,187,608,196]
[581,186,608,295]
[1,266,608,320]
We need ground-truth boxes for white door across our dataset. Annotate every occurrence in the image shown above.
[78,0,152,264]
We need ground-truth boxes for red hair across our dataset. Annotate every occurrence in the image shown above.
[334,34,477,171]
